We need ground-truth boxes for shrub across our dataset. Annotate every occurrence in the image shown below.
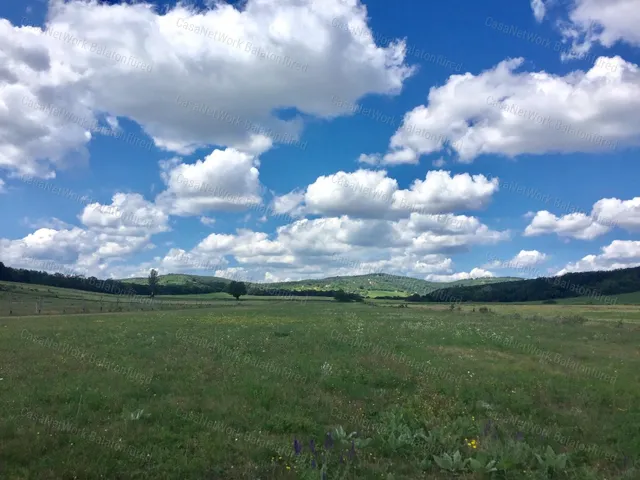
[478,306,490,314]
[556,315,588,326]
[333,290,364,302]
[542,299,558,304]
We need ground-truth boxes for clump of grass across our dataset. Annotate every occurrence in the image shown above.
[555,315,588,326]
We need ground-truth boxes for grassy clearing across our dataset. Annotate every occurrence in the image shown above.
[364,290,408,298]
[451,303,640,324]
[1,301,639,479]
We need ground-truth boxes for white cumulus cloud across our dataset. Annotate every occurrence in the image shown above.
[384,56,640,164]
[0,0,414,178]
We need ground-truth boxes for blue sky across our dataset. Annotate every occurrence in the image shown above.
[0,0,639,282]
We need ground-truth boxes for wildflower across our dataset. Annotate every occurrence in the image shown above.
[324,432,333,449]
[294,438,302,456]
[482,420,492,437]
[310,438,316,453]
[311,458,317,469]
[515,431,524,442]
[348,440,356,460]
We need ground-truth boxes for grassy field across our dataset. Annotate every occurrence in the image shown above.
[1,299,639,479]
[459,303,640,324]
[0,281,318,316]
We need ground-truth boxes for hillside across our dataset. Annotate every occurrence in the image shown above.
[426,266,640,304]
[121,272,521,297]
[3,258,640,303]
[263,273,522,296]
[122,273,230,287]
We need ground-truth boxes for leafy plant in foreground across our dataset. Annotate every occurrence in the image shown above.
[433,450,468,473]
[535,445,568,473]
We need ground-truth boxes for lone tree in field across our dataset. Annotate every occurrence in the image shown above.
[226,280,247,300]
[148,269,159,298]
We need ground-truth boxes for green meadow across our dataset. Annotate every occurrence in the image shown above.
[1,297,639,479]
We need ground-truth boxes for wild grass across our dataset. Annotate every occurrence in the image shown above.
[1,301,639,478]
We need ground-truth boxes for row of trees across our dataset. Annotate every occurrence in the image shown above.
[4,261,639,303]
[149,270,251,299]
[425,266,640,303]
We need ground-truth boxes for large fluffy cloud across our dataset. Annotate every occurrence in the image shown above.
[426,267,495,282]
[558,0,640,58]
[591,197,640,231]
[80,192,169,236]
[383,56,640,164]
[175,212,509,280]
[0,225,154,277]
[524,196,640,239]
[0,0,414,179]
[0,192,169,276]
[274,169,499,219]
[558,240,640,274]
[155,148,262,216]
[524,211,610,240]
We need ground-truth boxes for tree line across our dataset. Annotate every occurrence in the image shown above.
[0,262,365,300]
[2,261,639,303]
[421,266,640,303]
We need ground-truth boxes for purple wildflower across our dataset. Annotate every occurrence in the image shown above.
[311,458,317,469]
[294,438,302,456]
[324,432,333,450]
[309,438,316,454]
[515,431,524,442]
[348,440,356,460]
[482,420,492,437]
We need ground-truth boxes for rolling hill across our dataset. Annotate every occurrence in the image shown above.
[122,273,230,287]
[121,272,522,297]
[4,259,640,303]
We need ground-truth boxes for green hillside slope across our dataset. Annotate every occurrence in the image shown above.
[121,273,230,286]
[122,272,521,297]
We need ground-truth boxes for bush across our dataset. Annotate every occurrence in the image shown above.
[542,299,558,304]
[333,290,364,302]
[478,306,491,313]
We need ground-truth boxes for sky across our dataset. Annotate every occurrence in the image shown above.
[0,0,639,283]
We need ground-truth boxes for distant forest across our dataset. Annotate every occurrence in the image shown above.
[0,262,339,299]
[417,266,640,304]
[1,261,639,303]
